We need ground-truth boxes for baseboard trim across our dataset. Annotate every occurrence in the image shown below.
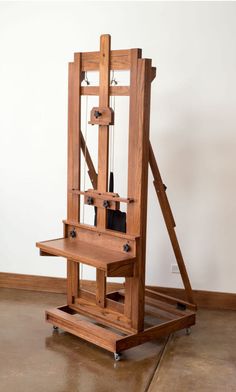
[0,272,236,311]
[0,272,121,295]
[0,272,67,293]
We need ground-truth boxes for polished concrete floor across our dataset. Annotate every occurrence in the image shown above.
[0,288,236,392]
[149,308,236,392]
[0,288,166,392]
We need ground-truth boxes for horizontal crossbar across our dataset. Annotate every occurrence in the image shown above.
[81,86,130,96]
[71,189,134,204]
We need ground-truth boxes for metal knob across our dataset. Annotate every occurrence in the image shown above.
[103,200,110,208]
[123,243,130,252]
[94,110,102,119]
[69,229,76,238]
[87,196,94,205]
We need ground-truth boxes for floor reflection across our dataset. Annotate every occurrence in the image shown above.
[45,329,166,392]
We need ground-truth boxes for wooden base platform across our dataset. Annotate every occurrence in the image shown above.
[46,289,196,356]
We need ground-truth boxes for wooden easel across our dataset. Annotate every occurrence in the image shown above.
[37,35,196,360]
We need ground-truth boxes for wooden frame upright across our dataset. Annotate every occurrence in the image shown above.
[36,35,196,359]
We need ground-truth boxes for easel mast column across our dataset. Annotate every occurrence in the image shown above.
[96,34,111,307]
[66,54,81,304]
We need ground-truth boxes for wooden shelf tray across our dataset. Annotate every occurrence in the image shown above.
[36,238,136,277]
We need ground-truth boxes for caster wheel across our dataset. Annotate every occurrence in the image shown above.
[53,325,59,330]
[114,352,121,362]
[186,327,191,335]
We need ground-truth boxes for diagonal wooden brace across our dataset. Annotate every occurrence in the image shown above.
[149,141,195,305]
[80,131,98,189]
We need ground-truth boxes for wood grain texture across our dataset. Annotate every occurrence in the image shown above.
[81,86,130,96]
[145,288,197,311]
[63,222,137,253]
[36,238,135,277]
[125,55,153,331]
[67,56,81,222]
[78,288,124,314]
[46,306,119,352]
[89,107,114,126]
[96,269,106,307]
[71,190,133,204]
[96,34,111,307]
[124,49,141,321]
[67,259,79,305]
[72,298,133,333]
[63,220,138,241]
[80,49,131,71]
[115,313,196,352]
[35,36,198,353]
[45,304,195,354]
[97,34,111,231]
[80,131,97,189]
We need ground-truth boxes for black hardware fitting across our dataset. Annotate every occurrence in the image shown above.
[123,243,130,252]
[163,183,167,191]
[87,196,94,205]
[94,110,102,118]
[69,228,76,238]
[177,302,186,311]
[103,200,110,208]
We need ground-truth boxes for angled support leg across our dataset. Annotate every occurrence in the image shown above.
[149,142,195,305]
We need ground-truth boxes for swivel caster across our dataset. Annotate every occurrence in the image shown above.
[114,352,121,362]
[53,325,59,330]
[186,327,191,335]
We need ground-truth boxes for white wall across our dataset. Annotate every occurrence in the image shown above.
[1,1,236,293]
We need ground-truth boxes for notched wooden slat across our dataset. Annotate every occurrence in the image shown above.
[79,49,135,70]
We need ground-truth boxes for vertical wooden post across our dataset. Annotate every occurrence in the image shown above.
[67,54,81,304]
[125,54,152,331]
[97,34,110,228]
[96,34,111,307]
[67,259,79,305]
[67,55,81,222]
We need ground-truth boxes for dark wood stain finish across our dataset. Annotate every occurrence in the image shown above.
[35,35,196,356]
